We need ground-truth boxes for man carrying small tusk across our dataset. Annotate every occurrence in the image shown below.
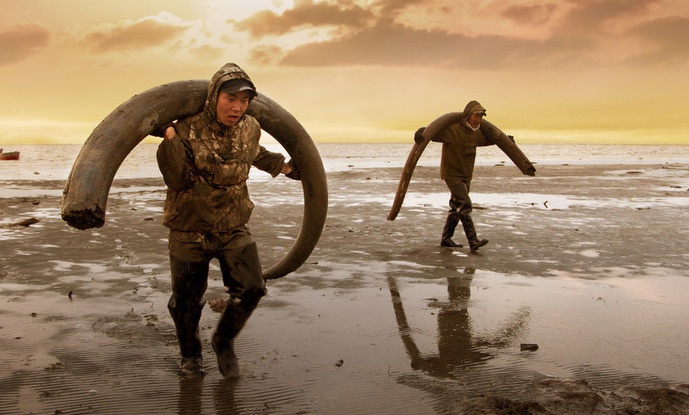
[414,100,491,252]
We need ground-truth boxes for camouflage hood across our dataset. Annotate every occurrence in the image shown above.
[201,63,257,125]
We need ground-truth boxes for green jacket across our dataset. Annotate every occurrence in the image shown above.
[157,63,285,233]
[432,101,493,182]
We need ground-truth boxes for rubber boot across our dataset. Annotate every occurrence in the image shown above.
[212,286,264,379]
[461,217,489,252]
[168,296,205,375]
[440,214,463,248]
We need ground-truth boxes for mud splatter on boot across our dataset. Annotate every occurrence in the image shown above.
[441,213,463,247]
[180,356,205,377]
[462,217,488,252]
[212,334,239,379]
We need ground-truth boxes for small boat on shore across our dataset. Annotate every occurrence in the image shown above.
[0,150,20,160]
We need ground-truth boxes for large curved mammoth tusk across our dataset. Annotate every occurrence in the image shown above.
[387,135,431,221]
[423,112,536,177]
[387,112,536,221]
[61,80,328,280]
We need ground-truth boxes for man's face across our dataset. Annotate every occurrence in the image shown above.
[216,90,252,127]
[468,112,484,129]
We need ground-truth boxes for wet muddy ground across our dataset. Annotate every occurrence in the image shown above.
[2,163,689,414]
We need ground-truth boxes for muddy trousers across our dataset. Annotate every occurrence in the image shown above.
[212,286,264,351]
[167,238,266,359]
[443,179,480,244]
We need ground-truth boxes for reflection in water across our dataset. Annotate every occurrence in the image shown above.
[177,375,243,415]
[213,379,241,415]
[388,267,529,380]
[177,375,204,415]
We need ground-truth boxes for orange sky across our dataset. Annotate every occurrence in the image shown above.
[1,0,688,145]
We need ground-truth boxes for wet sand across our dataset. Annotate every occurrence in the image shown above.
[2,163,689,414]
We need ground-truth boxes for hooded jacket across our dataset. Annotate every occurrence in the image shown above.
[432,100,492,182]
[157,63,286,233]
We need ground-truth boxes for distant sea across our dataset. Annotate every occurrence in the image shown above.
[1,142,688,183]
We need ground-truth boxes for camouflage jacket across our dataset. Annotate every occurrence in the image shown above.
[156,63,285,234]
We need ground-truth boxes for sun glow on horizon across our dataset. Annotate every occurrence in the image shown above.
[1,1,688,147]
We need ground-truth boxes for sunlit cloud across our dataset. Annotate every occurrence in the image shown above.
[233,0,372,37]
[82,12,190,51]
[396,1,569,39]
[0,24,50,66]
[248,45,287,65]
[230,0,689,69]
[1,0,688,144]
[625,16,689,64]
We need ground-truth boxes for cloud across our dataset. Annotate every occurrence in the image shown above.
[538,0,689,66]
[501,3,560,26]
[83,16,188,51]
[626,16,689,64]
[0,24,50,66]
[248,45,287,65]
[233,0,373,37]
[281,19,529,68]
[231,0,689,69]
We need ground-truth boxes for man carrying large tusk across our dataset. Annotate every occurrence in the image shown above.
[154,63,300,378]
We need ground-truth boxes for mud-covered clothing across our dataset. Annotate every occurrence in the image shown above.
[435,124,481,243]
[430,115,484,241]
[428,100,492,247]
[445,179,472,218]
[167,229,266,294]
[167,239,263,360]
[157,62,286,238]
[157,63,281,364]
[157,115,284,234]
[156,62,285,296]
[431,100,493,182]
[432,123,484,182]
